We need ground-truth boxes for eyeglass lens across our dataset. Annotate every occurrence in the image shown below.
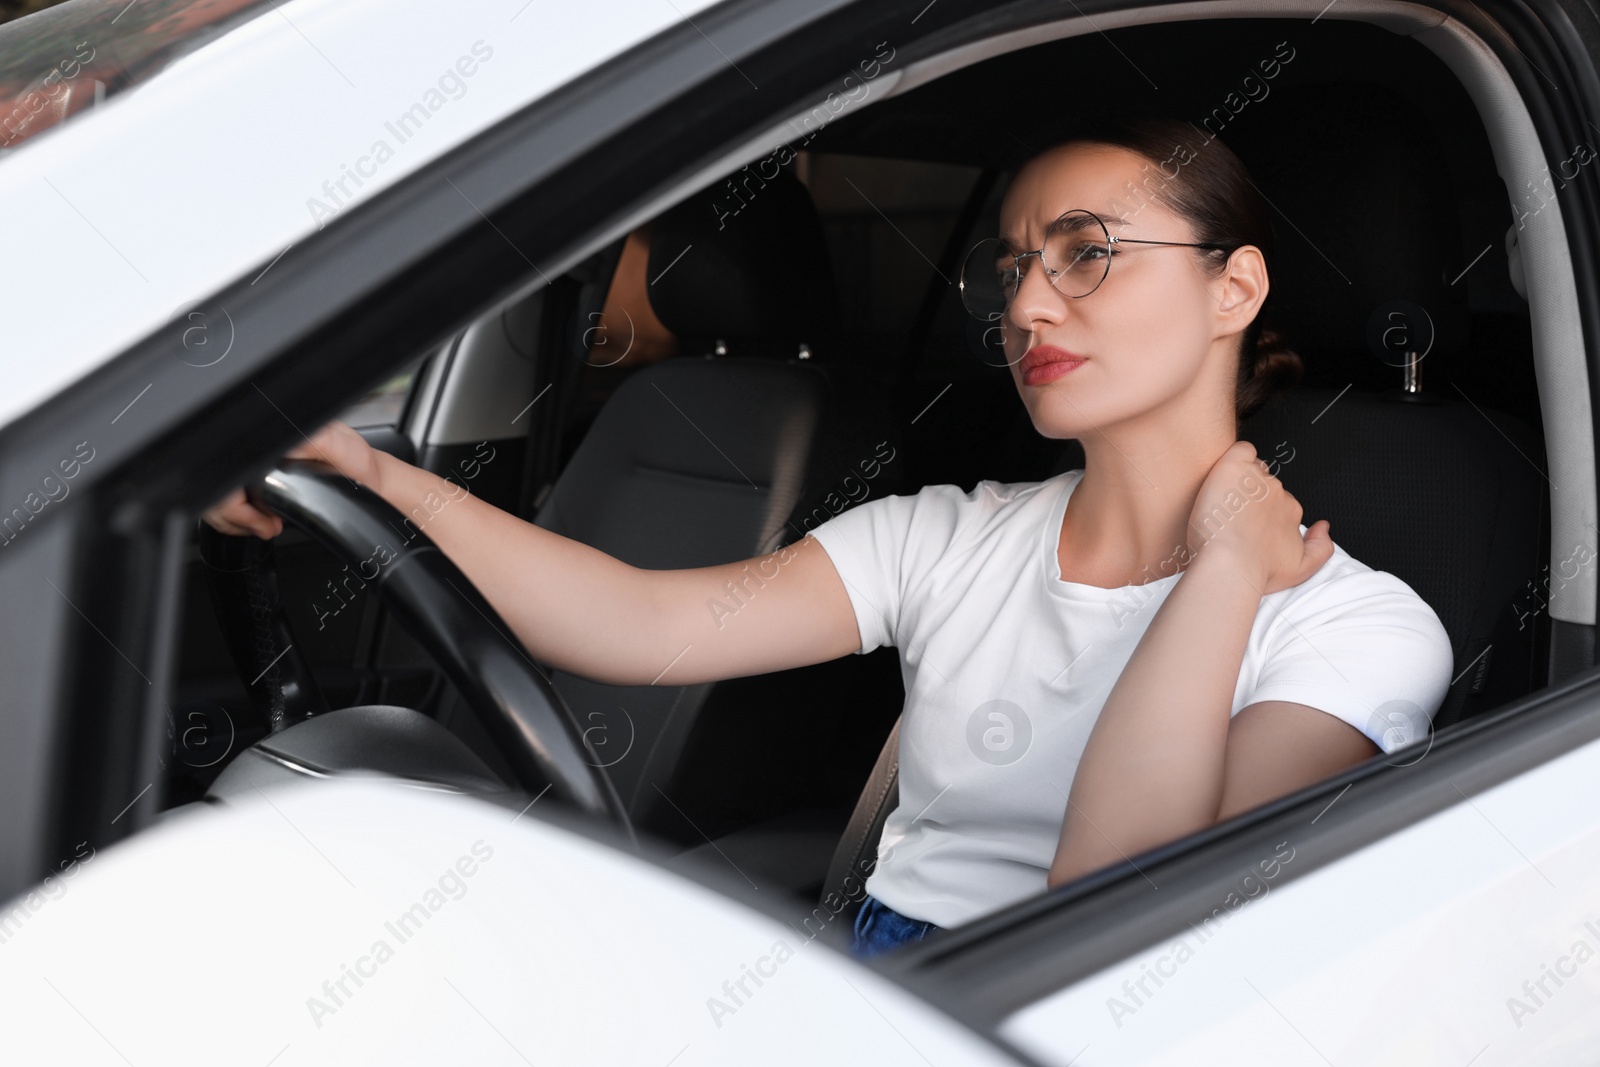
[959,210,1112,322]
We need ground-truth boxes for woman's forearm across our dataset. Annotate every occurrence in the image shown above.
[1047,548,1264,887]
[365,450,662,684]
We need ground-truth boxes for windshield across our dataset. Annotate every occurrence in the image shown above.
[0,0,279,156]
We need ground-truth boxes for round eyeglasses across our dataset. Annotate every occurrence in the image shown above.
[958,209,1231,323]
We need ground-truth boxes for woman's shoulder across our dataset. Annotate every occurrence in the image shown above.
[909,470,1074,510]
[1278,530,1450,640]
[898,471,1071,532]
[826,471,1069,561]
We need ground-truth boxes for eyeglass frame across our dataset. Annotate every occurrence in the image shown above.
[962,209,1235,316]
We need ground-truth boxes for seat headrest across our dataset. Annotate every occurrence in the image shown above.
[646,165,841,354]
[1221,82,1469,392]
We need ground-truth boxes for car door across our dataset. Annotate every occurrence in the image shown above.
[4,4,1600,1065]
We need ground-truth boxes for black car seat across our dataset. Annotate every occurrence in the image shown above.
[817,82,1547,941]
[530,166,908,855]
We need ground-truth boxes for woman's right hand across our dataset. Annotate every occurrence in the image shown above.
[201,420,382,540]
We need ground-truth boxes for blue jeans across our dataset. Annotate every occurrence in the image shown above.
[850,893,941,959]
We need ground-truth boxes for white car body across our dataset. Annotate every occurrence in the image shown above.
[3,0,1600,1063]
[0,0,720,432]
[0,776,1025,1065]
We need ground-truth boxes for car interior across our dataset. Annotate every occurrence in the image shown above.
[162,12,1576,944]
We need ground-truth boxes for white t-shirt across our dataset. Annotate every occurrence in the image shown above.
[806,468,1454,928]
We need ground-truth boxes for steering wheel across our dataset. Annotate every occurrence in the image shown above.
[199,459,634,844]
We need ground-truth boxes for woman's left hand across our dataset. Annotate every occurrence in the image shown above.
[1185,440,1333,595]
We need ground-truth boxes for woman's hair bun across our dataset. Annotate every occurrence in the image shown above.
[1238,324,1304,419]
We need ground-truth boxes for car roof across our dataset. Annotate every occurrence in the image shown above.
[0,775,1032,1065]
[0,0,719,434]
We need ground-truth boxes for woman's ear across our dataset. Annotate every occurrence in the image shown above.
[1213,245,1269,340]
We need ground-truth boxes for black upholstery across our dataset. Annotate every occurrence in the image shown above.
[1221,82,1473,393]
[531,166,907,838]
[818,82,1547,930]
[1219,81,1545,726]
[1234,389,1543,727]
[648,167,842,352]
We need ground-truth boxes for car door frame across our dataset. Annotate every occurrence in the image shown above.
[2,0,1598,1046]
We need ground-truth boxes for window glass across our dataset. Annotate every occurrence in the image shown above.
[0,0,280,156]
[340,365,418,428]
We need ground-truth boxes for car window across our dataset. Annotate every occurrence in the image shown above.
[339,361,423,429]
[0,0,279,156]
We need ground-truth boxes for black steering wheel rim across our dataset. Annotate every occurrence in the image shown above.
[241,459,634,842]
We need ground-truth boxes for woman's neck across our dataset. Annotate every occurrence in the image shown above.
[1059,424,1238,588]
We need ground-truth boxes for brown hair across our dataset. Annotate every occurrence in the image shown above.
[1038,116,1303,423]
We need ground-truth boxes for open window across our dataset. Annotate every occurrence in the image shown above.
[25,5,1598,1036]
[163,8,1578,899]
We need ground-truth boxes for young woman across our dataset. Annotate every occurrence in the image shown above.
[205,117,1454,961]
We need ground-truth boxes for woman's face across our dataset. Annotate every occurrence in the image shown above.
[997,142,1235,439]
